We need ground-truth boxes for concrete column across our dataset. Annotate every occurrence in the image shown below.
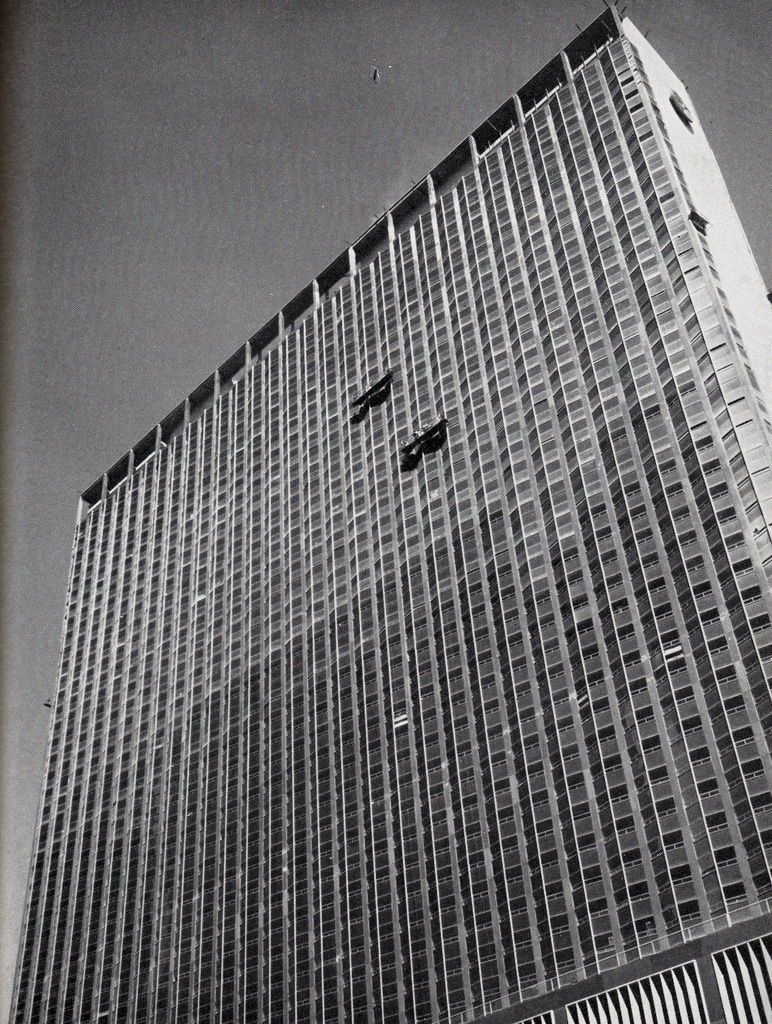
[513,92,526,128]
[695,951,728,1024]
[426,173,436,207]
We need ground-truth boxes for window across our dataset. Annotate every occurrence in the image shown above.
[670,92,693,130]
[688,210,708,236]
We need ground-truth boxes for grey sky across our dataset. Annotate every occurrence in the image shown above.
[2,0,770,1017]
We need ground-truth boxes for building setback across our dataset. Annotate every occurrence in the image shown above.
[11,10,772,1024]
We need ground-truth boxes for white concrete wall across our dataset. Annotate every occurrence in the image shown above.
[624,18,772,407]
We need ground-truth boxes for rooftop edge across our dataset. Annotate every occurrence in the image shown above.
[80,7,620,514]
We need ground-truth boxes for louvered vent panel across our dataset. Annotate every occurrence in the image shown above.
[568,962,708,1024]
[713,934,772,1024]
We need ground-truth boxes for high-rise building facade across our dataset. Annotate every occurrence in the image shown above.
[12,10,772,1024]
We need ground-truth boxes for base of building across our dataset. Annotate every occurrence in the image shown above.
[464,914,772,1024]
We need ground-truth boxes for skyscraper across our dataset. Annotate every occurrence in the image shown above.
[11,7,772,1023]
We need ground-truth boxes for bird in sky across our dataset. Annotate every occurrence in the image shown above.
[371,62,393,84]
